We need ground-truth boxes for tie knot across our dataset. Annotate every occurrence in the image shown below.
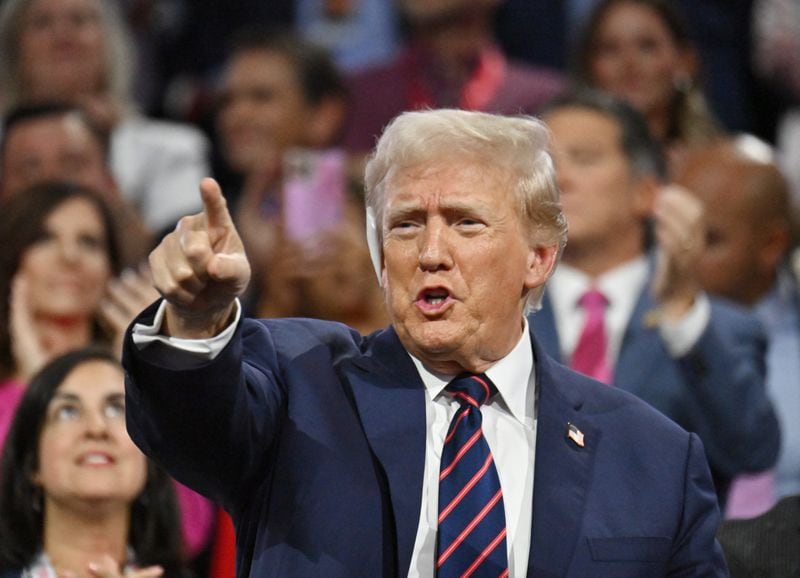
[579,288,608,313]
[446,373,497,408]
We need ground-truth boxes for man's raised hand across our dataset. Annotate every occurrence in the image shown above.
[149,178,251,338]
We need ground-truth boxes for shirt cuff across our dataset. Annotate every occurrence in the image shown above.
[131,299,241,360]
[658,292,711,357]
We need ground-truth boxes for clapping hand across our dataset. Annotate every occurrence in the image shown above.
[99,265,161,357]
[650,184,706,320]
[9,273,48,381]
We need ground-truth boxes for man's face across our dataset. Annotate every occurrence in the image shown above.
[1,113,110,198]
[678,160,769,304]
[381,159,556,374]
[216,49,317,177]
[545,107,651,260]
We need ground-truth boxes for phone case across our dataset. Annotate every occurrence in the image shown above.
[282,148,346,242]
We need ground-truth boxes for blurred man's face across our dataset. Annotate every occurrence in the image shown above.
[380,158,556,374]
[545,107,651,260]
[678,158,773,305]
[216,49,317,178]
[1,113,110,198]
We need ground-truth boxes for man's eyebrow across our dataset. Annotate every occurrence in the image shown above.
[439,198,492,213]
[385,202,423,219]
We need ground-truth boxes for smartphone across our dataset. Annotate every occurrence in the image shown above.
[282,148,346,242]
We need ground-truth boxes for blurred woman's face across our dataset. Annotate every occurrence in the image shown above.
[33,360,147,509]
[17,0,107,101]
[588,1,688,121]
[19,197,112,320]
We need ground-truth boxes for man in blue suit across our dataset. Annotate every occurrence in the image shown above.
[532,90,779,503]
[124,108,728,576]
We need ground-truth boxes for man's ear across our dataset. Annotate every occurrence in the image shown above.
[305,96,347,148]
[633,175,659,218]
[524,243,560,291]
[758,219,791,275]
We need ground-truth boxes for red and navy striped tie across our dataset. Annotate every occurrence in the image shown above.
[437,373,508,578]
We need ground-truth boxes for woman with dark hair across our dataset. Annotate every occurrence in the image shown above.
[0,181,121,386]
[0,347,185,577]
[0,181,213,578]
[0,181,120,459]
[574,0,722,174]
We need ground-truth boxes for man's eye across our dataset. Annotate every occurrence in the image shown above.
[571,150,602,165]
[391,221,418,231]
[78,234,104,251]
[456,218,484,229]
[705,230,722,247]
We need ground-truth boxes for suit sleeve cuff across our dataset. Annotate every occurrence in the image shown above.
[658,292,711,357]
[131,299,242,360]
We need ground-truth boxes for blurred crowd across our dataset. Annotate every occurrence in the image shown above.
[0,0,798,577]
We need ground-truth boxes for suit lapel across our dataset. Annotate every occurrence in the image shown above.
[528,338,600,577]
[343,326,602,576]
[615,287,669,392]
[342,327,427,578]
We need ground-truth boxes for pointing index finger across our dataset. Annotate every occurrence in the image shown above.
[200,178,233,230]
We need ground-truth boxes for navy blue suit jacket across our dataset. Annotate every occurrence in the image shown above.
[530,287,780,497]
[124,305,728,577]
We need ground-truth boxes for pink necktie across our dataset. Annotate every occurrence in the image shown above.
[571,288,613,384]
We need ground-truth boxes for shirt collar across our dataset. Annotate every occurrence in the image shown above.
[551,257,648,309]
[408,318,535,426]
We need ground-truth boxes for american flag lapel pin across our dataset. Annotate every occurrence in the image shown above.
[566,423,585,448]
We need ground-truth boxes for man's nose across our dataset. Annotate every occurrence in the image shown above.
[620,46,640,70]
[418,221,453,271]
[223,97,251,125]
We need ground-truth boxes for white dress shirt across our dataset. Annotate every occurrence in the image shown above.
[548,257,711,365]
[132,303,538,577]
[406,322,537,577]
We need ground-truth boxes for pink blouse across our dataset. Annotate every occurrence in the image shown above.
[0,378,24,452]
